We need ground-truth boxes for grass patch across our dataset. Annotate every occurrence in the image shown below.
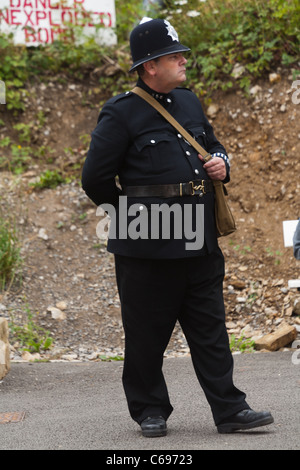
[230,333,255,353]
[30,169,66,190]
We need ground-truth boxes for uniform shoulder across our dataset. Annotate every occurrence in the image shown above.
[173,86,197,99]
[107,91,134,105]
[175,86,193,92]
[97,91,134,123]
[173,86,199,103]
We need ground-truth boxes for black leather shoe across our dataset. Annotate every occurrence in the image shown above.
[217,409,274,434]
[140,416,167,437]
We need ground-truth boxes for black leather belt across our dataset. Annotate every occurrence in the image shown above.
[123,180,213,198]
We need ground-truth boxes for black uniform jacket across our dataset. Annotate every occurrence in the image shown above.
[82,79,230,259]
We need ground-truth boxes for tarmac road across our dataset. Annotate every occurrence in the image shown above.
[0,352,299,452]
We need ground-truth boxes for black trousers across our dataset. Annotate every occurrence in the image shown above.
[114,248,249,426]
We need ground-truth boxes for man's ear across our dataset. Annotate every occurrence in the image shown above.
[143,60,157,76]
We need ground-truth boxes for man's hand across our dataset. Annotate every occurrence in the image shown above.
[198,155,226,181]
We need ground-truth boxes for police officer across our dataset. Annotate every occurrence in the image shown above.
[82,18,274,436]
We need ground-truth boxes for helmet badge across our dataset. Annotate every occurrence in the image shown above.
[164,20,179,42]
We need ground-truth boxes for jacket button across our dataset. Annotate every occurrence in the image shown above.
[150,139,156,144]
[186,151,191,156]
[194,169,199,175]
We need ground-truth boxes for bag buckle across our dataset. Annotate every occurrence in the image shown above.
[190,180,205,197]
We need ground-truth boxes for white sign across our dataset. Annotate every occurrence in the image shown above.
[283,219,298,247]
[0,0,116,46]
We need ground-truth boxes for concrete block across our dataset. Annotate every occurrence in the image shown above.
[0,318,10,380]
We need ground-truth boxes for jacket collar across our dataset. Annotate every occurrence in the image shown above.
[136,78,173,104]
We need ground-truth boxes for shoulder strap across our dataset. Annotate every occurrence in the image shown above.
[131,86,212,163]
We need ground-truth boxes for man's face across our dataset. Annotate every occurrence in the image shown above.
[150,53,187,92]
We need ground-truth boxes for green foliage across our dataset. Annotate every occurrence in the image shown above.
[230,242,252,255]
[0,0,299,180]
[0,142,32,174]
[265,246,283,265]
[230,333,255,353]
[13,123,32,143]
[9,305,53,354]
[0,215,22,290]
[0,115,55,173]
[0,33,28,111]
[164,0,299,93]
[30,169,66,189]
[0,0,298,113]
[114,0,144,43]
[99,354,124,361]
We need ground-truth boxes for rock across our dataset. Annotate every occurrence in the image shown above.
[230,279,246,290]
[241,324,254,338]
[238,266,248,272]
[249,152,261,163]
[61,353,78,361]
[226,321,237,329]
[232,63,245,79]
[250,85,262,96]
[254,323,297,351]
[272,279,284,287]
[87,352,99,360]
[38,228,49,240]
[21,351,41,361]
[293,300,300,316]
[269,73,281,84]
[285,306,294,317]
[207,104,219,118]
[47,306,66,320]
[56,301,67,310]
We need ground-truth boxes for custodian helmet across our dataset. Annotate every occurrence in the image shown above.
[129,18,190,72]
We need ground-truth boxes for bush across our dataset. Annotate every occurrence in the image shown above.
[164,0,300,93]
[0,33,28,112]
[0,0,298,112]
[0,215,22,290]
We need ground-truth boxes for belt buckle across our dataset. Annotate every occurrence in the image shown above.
[190,180,205,197]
